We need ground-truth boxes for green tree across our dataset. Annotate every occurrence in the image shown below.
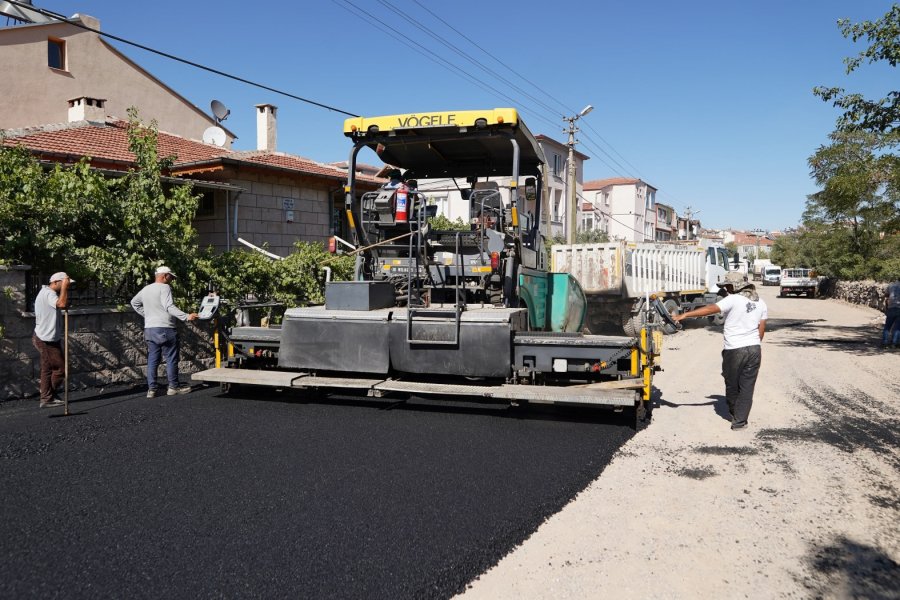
[803,4,900,281]
[427,214,469,230]
[546,229,610,247]
[0,109,200,296]
[814,4,900,135]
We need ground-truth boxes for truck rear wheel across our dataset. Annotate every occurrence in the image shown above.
[622,312,645,337]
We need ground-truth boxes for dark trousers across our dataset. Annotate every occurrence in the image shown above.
[721,345,761,426]
[145,327,180,390]
[32,334,64,403]
[883,307,900,345]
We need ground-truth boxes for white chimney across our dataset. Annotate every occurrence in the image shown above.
[256,103,277,152]
[68,96,107,123]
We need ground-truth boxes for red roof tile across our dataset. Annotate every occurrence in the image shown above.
[2,120,381,184]
[2,120,228,165]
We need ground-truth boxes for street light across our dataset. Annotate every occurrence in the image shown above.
[566,104,593,244]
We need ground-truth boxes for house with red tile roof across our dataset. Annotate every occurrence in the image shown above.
[2,118,382,256]
[731,230,775,260]
[0,11,383,257]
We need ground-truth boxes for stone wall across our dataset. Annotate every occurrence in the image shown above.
[819,278,889,311]
[0,266,214,401]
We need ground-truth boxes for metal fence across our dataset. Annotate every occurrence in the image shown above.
[25,272,138,312]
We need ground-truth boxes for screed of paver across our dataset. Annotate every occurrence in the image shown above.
[459,284,900,599]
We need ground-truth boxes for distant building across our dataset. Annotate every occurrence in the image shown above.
[655,202,676,241]
[0,13,236,146]
[731,230,775,260]
[676,214,702,241]
[535,135,589,239]
[583,178,657,242]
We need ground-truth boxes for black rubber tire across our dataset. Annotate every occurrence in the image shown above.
[622,312,645,337]
[663,298,680,316]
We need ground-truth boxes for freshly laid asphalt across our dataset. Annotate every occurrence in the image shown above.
[1,385,634,599]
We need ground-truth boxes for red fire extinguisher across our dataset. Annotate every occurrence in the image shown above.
[395,182,409,224]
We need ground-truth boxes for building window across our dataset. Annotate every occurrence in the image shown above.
[196,190,217,218]
[48,38,66,70]
[582,213,594,230]
[552,154,562,177]
[430,195,448,217]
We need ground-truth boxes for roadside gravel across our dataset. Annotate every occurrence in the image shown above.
[460,284,900,599]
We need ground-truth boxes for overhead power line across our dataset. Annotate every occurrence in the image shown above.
[7,0,661,200]
[2,0,360,117]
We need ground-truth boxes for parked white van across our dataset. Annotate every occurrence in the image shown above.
[762,265,781,286]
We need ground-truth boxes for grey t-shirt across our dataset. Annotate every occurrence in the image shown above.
[34,285,62,342]
[130,282,189,329]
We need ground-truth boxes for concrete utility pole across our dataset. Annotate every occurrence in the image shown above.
[751,228,766,260]
[565,105,593,244]
[683,206,699,240]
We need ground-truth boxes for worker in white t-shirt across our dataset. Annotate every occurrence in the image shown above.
[673,272,768,430]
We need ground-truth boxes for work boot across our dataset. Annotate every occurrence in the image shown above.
[167,385,192,396]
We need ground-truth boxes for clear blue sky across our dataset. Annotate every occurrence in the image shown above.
[40,0,898,231]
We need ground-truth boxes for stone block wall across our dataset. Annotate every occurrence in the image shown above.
[1,266,214,401]
[819,278,889,311]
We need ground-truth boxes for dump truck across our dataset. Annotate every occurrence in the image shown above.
[192,108,672,423]
[551,241,733,334]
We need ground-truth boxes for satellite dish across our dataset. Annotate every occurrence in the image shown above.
[203,126,226,147]
[210,100,230,122]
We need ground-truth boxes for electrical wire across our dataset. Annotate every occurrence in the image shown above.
[2,0,360,117]
[331,0,566,134]
[378,0,564,119]
[9,0,672,216]
[408,0,574,117]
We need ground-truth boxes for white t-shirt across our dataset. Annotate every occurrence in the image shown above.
[717,293,768,350]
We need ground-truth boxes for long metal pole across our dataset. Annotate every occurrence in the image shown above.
[566,117,577,245]
[63,308,69,416]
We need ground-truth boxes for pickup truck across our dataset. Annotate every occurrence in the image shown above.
[780,268,818,298]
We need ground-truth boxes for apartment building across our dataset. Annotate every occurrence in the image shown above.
[583,178,658,242]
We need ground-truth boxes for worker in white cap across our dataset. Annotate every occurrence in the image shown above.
[130,266,198,397]
[32,271,74,408]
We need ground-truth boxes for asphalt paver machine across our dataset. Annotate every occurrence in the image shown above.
[193,109,667,423]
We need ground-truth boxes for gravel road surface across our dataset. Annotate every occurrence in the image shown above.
[461,283,900,599]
